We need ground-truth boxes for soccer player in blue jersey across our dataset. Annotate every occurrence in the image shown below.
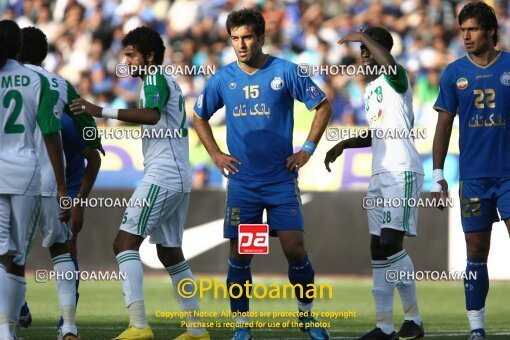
[431,2,510,340]
[193,8,332,340]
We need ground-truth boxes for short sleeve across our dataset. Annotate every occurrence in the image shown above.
[193,73,224,120]
[64,80,102,150]
[433,65,458,116]
[36,74,62,134]
[384,64,408,94]
[284,63,325,110]
[143,73,169,113]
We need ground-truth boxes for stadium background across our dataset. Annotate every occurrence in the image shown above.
[2,0,510,338]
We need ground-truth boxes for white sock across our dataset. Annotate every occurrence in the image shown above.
[0,265,9,338]
[7,274,26,323]
[167,261,205,336]
[467,308,485,331]
[116,251,147,328]
[298,301,313,313]
[53,253,78,335]
[389,250,421,325]
[372,260,395,334]
[128,300,148,329]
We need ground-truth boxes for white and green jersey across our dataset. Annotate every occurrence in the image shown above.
[364,64,424,175]
[139,72,191,192]
[0,59,62,195]
[26,65,69,197]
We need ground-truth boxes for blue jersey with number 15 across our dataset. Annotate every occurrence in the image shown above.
[194,56,325,182]
[434,51,510,180]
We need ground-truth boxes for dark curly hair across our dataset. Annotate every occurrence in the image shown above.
[19,27,48,65]
[459,2,498,45]
[363,27,393,52]
[226,8,265,38]
[122,26,165,65]
[0,20,22,68]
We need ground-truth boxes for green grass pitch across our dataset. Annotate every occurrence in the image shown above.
[20,275,510,339]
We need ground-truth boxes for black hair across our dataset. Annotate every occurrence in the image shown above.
[0,20,22,68]
[226,8,265,38]
[121,26,165,65]
[459,2,498,45]
[19,27,48,65]
[363,26,393,52]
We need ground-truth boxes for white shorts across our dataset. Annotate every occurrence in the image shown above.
[0,194,40,265]
[31,196,72,248]
[119,181,190,247]
[367,171,424,237]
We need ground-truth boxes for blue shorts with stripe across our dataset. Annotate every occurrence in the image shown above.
[460,178,510,233]
[224,177,304,239]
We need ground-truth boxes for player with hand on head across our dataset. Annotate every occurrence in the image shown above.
[70,26,209,340]
[17,26,103,340]
[193,8,332,340]
[0,20,66,340]
[431,2,510,339]
[325,27,425,340]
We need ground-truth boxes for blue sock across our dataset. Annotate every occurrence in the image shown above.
[464,258,489,311]
[227,257,252,313]
[288,255,315,306]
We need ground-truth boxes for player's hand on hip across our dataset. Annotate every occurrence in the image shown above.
[286,150,310,173]
[430,179,449,211]
[212,152,241,178]
[324,142,345,172]
[70,98,102,117]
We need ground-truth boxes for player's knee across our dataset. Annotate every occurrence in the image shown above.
[49,242,68,258]
[466,239,490,259]
[370,236,385,260]
[283,248,306,263]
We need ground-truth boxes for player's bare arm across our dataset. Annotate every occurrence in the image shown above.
[193,112,241,177]
[43,132,66,209]
[70,147,101,234]
[324,134,372,172]
[431,110,454,209]
[70,98,160,125]
[286,100,332,173]
[339,30,397,78]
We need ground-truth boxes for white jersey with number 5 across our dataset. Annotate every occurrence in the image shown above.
[364,64,424,175]
[25,64,68,197]
[139,73,192,192]
[0,59,62,195]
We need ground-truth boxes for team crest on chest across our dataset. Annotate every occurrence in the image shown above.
[500,72,510,86]
[229,82,237,89]
[270,76,284,90]
[375,86,383,103]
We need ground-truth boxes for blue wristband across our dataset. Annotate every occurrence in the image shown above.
[301,140,317,155]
